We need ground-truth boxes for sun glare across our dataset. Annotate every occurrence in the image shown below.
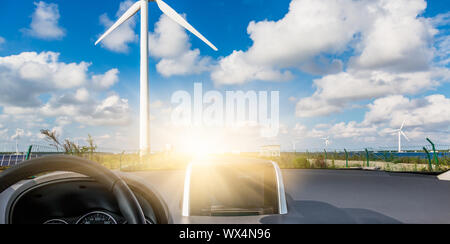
[177,128,228,158]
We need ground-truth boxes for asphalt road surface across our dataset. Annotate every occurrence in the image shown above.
[126,169,450,224]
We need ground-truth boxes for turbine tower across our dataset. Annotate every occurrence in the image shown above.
[95,0,218,156]
[392,120,409,153]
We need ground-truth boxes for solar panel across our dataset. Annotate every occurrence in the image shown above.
[0,155,5,167]
[0,154,32,167]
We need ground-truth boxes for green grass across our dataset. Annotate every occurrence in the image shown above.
[1,152,448,173]
[68,151,450,173]
[85,152,192,171]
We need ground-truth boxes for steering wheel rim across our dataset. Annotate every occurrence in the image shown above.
[0,155,146,224]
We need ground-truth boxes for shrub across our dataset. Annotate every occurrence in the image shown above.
[294,157,310,168]
[314,158,327,169]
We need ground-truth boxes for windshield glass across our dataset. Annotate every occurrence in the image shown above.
[0,0,448,175]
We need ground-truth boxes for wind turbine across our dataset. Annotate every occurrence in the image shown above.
[11,128,24,155]
[392,120,409,153]
[321,136,330,148]
[14,136,19,155]
[95,0,218,156]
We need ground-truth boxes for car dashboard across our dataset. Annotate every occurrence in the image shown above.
[3,165,450,224]
[0,172,169,224]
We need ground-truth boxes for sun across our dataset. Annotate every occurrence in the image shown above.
[177,128,228,158]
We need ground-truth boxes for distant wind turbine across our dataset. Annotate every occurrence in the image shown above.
[11,128,24,155]
[95,0,218,156]
[391,120,409,153]
[14,136,19,155]
[321,136,330,148]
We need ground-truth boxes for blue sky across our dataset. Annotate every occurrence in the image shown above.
[0,0,449,152]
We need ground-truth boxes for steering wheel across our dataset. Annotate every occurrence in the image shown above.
[0,155,146,224]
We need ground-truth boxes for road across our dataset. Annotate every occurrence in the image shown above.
[126,169,450,224]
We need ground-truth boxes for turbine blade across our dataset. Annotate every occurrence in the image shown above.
[95,1,141,45]
[155,0,218,51]
[401,131,410,141]
[399,120,406,130]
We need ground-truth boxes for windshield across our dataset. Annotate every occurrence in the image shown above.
[0,0,449,175]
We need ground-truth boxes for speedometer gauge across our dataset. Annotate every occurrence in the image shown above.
[76,211,117,224]
[43,219,68,224]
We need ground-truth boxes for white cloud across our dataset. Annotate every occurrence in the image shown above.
[55,116,71,126]
[295,96,343,118]
[430,11,450,27]
[300,58,343,76]
[76,95,131,126]
[11,128,25,140]
[0,51,125,110]
[149,14,212,77]
[363,94,450,131]
[98,0,138,53]
[0,52,88,89]
[149,14,190,58]
[156,49,212,77]
[211,0,448,122]
[23,1,65,40]
[0,51,132,132]
[2,107,35,116]
[39,93,131,126]
[294,94,450,147]
[349,0,435,72]
[211,51,293,85]
[0,51,89,107]
[0,128,8,139]
[432,12,450,66]
[292,123,324,139]
[293,123,308,135]
[211,0,369,84]
[0,36,5,47]
[328,121,377,139]
[292,0,449,117]
[295,69,443,117]
[435,35,450,66]
[92,68,119,89]
[315,123,331,129]
[74,88,89,102]
[243,0,366,67]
